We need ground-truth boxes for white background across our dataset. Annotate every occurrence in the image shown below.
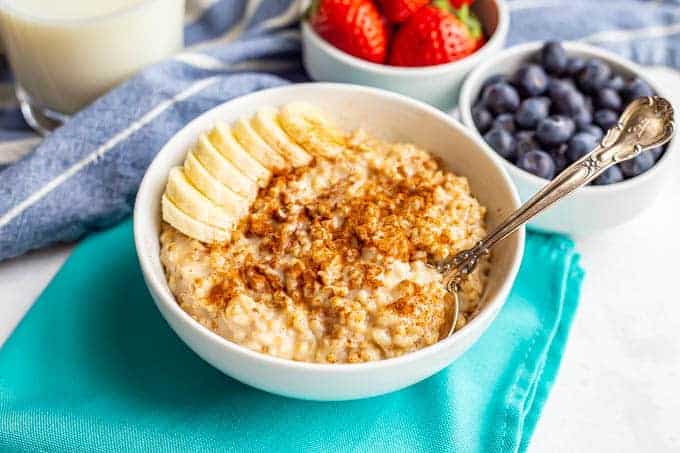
[1,68,678,453]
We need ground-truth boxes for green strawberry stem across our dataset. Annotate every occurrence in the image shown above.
[432,0,453,13]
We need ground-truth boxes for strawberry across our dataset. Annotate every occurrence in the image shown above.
[388,1,479,67]
[378,0,429,24]
[309,0,389,64]
[451,1,485,49]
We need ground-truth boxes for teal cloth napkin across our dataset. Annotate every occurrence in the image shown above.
[0,219,583,453]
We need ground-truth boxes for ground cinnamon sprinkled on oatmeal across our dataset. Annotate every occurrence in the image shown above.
[161,130,488,363]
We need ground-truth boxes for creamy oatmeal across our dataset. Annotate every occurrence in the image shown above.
[160,129,488,363]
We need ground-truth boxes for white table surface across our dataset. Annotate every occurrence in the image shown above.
[1,69,679,452]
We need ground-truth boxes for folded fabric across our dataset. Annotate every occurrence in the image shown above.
[0,220,584,452]
[2,0,680,261]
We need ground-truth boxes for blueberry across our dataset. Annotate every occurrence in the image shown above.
[584,94,594,112]
[578,59,612,93]
[557,89,586,116]
[548,79,585,115]
[541,41,568,75]
[621,77,654,104]
[593,109,618,131]
[518,150,556,179]
[580,124,604,140]
[550,145,569,173]
[593,165,624,185]
[561,78,578,90]
[553,153,568,174]
[472,104,493,133]
[482,74,510,92]
[547,79,572,98]
[607,75,625,91]
[515,130,535,141]
[564,57,586,77]
[512,64,549,97]
[515,97,550,129]
[572,107,593,129]
[484,128,516,160]
[619,153,655,178]
[493,113,516,133]
[567,132,598,162]
[482,82,520,115]
[515,130,539,159]
[536,115,575,147]
[650,146,665,161]
[595,88,622,111]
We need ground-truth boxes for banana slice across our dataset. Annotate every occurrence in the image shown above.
[162,195,231,244]
[165,167,234,231]
[183,151,248,217]
[232,118,289,172]
[279,102,346,157]
[208,123,271,187]
[252,107,312,167]
[193,134,258,200]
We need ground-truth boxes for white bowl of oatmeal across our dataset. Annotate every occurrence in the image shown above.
[134,83,524,400]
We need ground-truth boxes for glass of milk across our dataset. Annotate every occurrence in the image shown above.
[0,0,185,133]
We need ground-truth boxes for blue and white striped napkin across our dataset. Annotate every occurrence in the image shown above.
[1,0,679,261]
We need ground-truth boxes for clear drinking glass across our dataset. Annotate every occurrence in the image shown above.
[0,0,185,134]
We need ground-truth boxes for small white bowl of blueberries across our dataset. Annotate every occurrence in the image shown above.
[459,41,676,235]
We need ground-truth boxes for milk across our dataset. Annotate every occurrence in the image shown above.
[0,0,185,115]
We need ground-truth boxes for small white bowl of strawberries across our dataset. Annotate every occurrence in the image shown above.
[302,0,509,111]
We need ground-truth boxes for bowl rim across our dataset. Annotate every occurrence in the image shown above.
[134,82,525,374]
[459,40,678,193]
[300,0,510,76]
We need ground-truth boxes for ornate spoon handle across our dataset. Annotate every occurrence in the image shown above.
[439,96,674,293]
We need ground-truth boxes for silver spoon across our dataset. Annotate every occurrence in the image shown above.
[439,96,675,337]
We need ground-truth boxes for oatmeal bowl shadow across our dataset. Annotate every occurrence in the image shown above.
[134,83,525,401]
